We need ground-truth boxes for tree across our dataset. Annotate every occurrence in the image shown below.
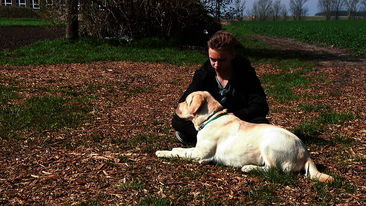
[281,4,289,20]
[220,0,246,19]
[252,0,273,21]
[289,0,308,20]
[230,0,246,19]
[332,0,344,19]
[201,0,233,20]
[272,0,282,20]
[39,0,65,25]
[362,0,366,17]
[344,0,360,19]
[318,0,333,20]
[79,0,220,46]
[66,0,78,40]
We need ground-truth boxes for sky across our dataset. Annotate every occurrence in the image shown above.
[245,0,319,16]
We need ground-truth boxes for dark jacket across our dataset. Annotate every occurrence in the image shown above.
[178,55,269,122]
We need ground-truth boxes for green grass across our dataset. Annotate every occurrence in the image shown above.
[137,195,170,206]
[227,20,366,56]
[332,135,354,148]
[318,110,355,125]
[260,70,310,103]
[0,95,90,139]
[0,18,54,26]
[110,133,163,153]
[0,83,91,139]
[246,184,278,203]
[248,168,298,185]
[299,103,329,112]
[294,109,355,143]
[311,175,356,203]
[295,119,323,135]
[121,85,152,98]
[78,200,102,206]
[116,180,144,191]
[225,23,316,68]
[0,84,20,104]
[0,37,206,66]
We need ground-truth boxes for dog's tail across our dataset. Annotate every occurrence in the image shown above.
[304,158,334,183]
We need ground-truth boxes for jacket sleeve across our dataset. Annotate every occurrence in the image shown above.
[232,60,269,120]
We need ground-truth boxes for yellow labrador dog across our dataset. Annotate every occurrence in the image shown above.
[156,91,334,182]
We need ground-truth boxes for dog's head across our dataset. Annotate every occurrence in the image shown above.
[176,91,223,128]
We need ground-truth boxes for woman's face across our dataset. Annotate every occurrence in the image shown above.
[208,48,235,73]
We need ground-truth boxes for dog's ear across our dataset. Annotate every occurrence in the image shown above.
[188,93,205,115]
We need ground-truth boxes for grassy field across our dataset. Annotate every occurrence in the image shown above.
[0,18,55,26]
[0,37,206,66]
[2,18,365,66]
[0,18,205,66]
[226,19,366,56]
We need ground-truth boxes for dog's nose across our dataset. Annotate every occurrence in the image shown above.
[175,104,182,114]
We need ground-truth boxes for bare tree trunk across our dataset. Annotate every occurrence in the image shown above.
[66,0,79,40]
[216,0,221,21]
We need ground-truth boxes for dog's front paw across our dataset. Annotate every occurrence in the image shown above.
[155,150,169,158]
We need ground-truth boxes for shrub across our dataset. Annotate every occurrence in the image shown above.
[79,0,221,46]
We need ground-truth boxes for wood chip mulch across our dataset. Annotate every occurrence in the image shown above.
[0,60,365,205]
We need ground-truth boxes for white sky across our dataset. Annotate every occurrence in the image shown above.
[245,0,319,16]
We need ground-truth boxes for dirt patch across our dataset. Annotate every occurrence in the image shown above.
[251,34,366,70]
[0,26,65,51]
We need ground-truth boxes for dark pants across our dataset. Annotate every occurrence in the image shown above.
[171,114,270,145]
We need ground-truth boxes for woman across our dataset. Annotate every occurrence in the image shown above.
[172,30,269,145]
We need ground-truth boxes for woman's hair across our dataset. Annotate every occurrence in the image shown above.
[207,30,240,51]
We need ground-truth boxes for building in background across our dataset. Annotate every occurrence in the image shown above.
[1,0,40,9]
